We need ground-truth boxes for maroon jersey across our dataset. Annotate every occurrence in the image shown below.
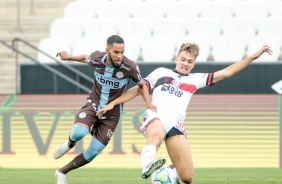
[86,51,142,118]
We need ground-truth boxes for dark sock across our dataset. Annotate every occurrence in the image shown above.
[68,136,76,148]
[59,153,89,174]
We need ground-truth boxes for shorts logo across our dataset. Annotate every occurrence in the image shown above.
[78,112,86,119]
[107,129,114,139]
[92,103,97,111]
[116,71,124,79]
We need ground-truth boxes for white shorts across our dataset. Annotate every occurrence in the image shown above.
[140,109,187,139]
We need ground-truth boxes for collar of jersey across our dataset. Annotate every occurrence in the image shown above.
[173,69,189,76]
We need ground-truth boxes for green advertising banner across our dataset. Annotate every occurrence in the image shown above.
[0,94,279,168]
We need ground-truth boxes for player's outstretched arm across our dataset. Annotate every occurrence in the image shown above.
[213,45,272,84]
[56,51,88,63]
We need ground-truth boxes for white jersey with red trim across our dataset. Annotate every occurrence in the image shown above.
[144,67,213,122]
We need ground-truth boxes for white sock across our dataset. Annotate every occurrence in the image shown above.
[141,145,156,170]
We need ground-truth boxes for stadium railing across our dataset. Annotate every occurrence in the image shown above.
[0,38,92,94]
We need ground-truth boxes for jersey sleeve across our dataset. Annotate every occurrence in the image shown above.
[144,68,164,91]
[194,73,214,89]
[87,51,100,67]
[130,63,142,84]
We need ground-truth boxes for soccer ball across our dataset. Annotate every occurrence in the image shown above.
[151,166,177,184]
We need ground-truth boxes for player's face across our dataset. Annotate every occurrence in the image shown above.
[106,43,125,67]
[175,51,196,75]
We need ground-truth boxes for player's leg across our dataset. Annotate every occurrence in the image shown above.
[55,135,106,184]
[53,102,94,159]
[55,118,118,183]
[141,118,166,179]
[55,103,100,184]
[165,135,194,184]
[53,122,89,159]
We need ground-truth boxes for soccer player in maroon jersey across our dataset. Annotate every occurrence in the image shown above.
[53,35,156,184]
[97,43,272,184]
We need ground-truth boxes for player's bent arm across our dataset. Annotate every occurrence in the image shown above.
[137,80,156,111]
[56,51,88,63]
[96,86,140,119]
[212,45,272,84]
[114,85,141,105]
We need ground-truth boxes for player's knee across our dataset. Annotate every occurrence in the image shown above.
[69,124,88,141]
[83,147,101,162]
[83,138,105,162]
[178,170,194,184]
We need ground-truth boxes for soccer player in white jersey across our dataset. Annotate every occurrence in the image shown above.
[97,43,272,184]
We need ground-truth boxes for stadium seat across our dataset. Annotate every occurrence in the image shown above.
[131,4,165,21]
[119,35,142,62]
[140,37,177,63]
[222,18,257,41]
[71,37,108,57]
[269,3,282,17]
[198,3,234,21]
[257,18,282,42]
[212,38,246,62]
[117,19,153,41]
[64,1,97,19]
[234,3,270,23]
[96,5,132,19]
[246,37,281,62]
[186,18,222,42]
[177,0,210,5]
[82,19,119,39]
[164,4,199,19]
[37,38,72,64]
[50,18,84,41]
[71,35,111,57]
[78,0,108,2]
[110,0,145,5]
[152,19,187,39]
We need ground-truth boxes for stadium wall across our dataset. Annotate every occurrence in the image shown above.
[0,94,280,168]
[20,63,282,94]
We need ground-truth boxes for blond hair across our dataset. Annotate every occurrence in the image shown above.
[177,43,200,58]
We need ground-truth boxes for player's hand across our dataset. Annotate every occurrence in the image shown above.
[96,103,115,119]
[56,51,70,61]
[252,45,272,60]
[146,103,157,112]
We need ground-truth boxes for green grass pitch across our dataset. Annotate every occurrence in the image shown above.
[0,168,282,184]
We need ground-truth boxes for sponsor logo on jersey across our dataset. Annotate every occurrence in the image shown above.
[87,56,102,65]
[120,64,130,71]
[78,112,86,119]
[116,71,124,79]
[158,77,196,93]
[97,75,120,88]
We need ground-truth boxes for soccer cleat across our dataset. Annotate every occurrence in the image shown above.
[141,157,166,179]
[55,170,67,184]
[53,141,72,159]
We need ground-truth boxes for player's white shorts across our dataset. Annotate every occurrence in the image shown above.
[140,109,187,139]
